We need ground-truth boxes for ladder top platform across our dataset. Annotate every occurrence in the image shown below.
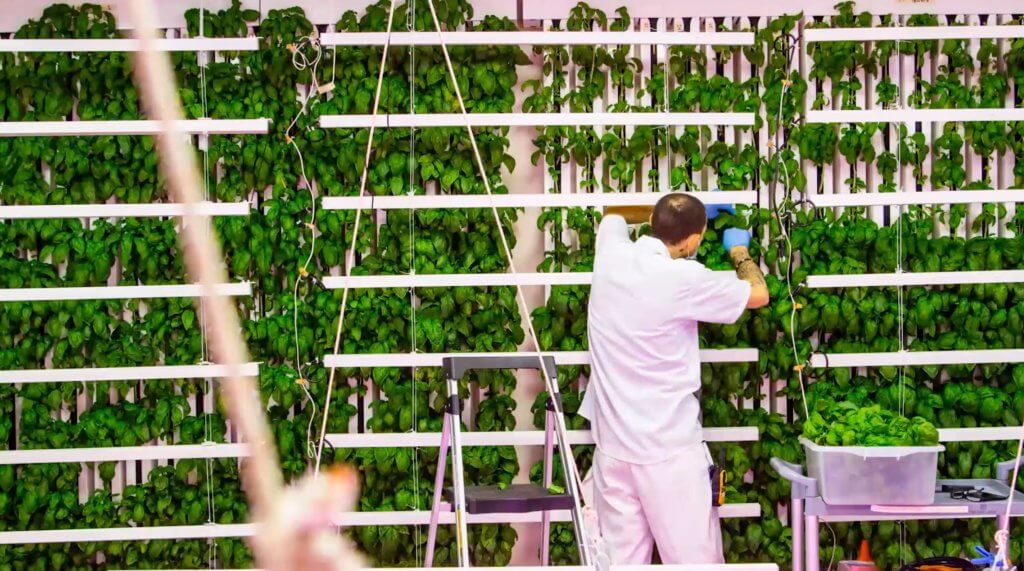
[445,484,574,514]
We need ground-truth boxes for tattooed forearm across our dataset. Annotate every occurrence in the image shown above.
[730,246,767,289]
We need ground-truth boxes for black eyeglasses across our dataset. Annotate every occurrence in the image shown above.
[950,488,1007,502]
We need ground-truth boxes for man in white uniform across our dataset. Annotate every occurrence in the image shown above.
[579,192,768,564]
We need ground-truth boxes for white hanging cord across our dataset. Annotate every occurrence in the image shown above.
[195,5,218,565]
[313,0,399,475]
[289,135,319,460]
[406,2,423,565]
[124,2,291,569]
[420,2,592,559]
[280,23,335,461]
[894,34,907,417]
[285,34,324,140]
[766,32,810,420]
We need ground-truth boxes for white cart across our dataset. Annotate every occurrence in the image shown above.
[772,457,1024,571]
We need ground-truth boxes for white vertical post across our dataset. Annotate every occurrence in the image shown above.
[639,18,653,195]
[998,14,1015,237]
[656,17,670,194]
[965,15,983,236]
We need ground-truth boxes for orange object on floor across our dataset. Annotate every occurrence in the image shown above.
[857,540,873,563]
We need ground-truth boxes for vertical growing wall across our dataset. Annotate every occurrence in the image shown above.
[0,1,1024,570]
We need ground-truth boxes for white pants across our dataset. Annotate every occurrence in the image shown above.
[588,443,724,565]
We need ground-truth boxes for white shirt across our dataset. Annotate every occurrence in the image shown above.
[579,215,751,465]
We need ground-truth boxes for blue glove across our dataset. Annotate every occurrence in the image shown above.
[722,228,751,252]
[705,187,736,220]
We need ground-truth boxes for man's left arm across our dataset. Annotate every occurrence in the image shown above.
[723,229,769,309]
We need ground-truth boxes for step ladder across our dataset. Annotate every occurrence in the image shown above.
[424,355,590,567]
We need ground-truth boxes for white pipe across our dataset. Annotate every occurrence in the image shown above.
[320,30,755,46]
[321,112,754,129]
[0,362,261,384]
[323,349,758,368]
[0,282,251,302]
[0,119,269,137]
[0,37,259,52]
[0,201,250,219]
[322,191,757,211]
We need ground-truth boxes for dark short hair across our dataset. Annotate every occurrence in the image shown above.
[651,193,707,245]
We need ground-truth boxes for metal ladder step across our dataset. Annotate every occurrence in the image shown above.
[444,483,574,514]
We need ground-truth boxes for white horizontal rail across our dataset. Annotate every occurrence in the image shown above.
[320,112,754,129]
[0,362,260,384]
[325,427,758,448]
[322,191,756,211]
[806,270,1024,288]
[0,524,255,544]
[0,119,269,137]
[0,443,248,465]
[324,349,758,367]
[805,25,1024,42]
[0,201,250,219]
[0,505,761,544]
[128,567,778,571]
[321,30,754,46]
[939,427,1024,442]
[809,349,1024,368]
[0,282,251,302]
[806,190,1024,207]
[806,108,1024,124]
[324,270,732,289]
[333,503,761,526]
[0,37,259,52]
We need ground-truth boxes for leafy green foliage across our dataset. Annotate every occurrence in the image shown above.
[803,403,939,447]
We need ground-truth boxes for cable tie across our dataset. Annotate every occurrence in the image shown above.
[296,378,309,387]
[305,222,317,231]
[793,364,805,372]
[298,267,309,278]
[284,135,294,144]
[317,82,335,94]
[793,302,803,310]
[286,43,297,53]
[782,79,793,87]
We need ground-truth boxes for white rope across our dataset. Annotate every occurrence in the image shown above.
[124,2,289,569]
[313,0,398,475]
[420,1,592,561]
[406,2,422,564]
[894,34,907,418]
[196,7,218,565]
[765,33,810,420]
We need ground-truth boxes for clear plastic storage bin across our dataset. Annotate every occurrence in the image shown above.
[800,437,944,506]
